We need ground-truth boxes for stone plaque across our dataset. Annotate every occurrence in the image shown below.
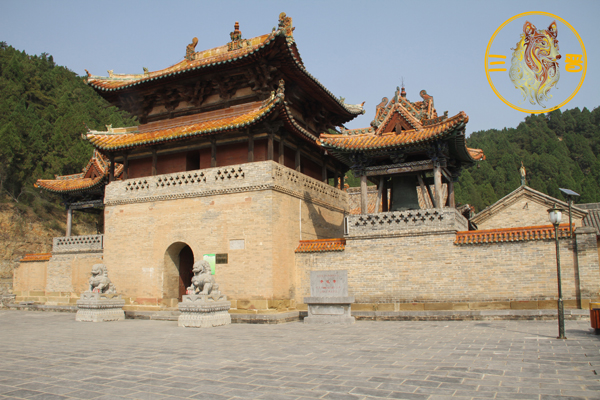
[229,239,245,250]
[310,270,348,297]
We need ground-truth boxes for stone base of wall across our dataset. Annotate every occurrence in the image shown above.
[340,299,595,312]
[5,302,591,322]
[120,298,298,313]
[350,309,589,321]
[13,291,76,305]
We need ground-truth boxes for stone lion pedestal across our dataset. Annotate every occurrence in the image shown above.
[304,270,355,324]
[76,264,125,322]
[76,292,125,322]
[178,294,231,328]
[178,260,231,328]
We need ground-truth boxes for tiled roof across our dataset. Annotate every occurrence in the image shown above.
[35,176,106,194]
[295,238,346,253]
[85,14,364,118]
[468,148,486,161]
[455,223,572,245]
[319,111,468,152]
[85,93,286,151]
[579,203,600,235]
[84,83,322,151]
[86,32,274,91]
[319,88,484,165]
[21,253,52,262]
[35,150,123,194]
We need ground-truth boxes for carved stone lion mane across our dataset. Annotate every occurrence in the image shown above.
[89,264,116,294]
[188,260,218,295]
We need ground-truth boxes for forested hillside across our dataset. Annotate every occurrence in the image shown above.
[1,43,599,219]
[455,107,600,211]
[0,42,137,204]
[0,43,137,282]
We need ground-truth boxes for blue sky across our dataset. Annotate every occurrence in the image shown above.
[2,0,598,135]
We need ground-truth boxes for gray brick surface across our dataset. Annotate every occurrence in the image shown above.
[1,311,600,400]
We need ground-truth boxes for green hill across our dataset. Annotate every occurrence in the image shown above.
[1,42,599,217]
[0,42,137,204]
[0,43,137,276]
[455,107,600,211]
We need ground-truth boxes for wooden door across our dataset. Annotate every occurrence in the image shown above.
[178,246,194,301]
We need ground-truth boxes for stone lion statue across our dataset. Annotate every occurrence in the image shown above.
[187,260,218,295]
[89,264,116,294]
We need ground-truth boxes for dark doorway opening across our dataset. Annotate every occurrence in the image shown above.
[178,245,194,301]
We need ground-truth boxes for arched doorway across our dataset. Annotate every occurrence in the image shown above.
[178,245,194,300]
[163,242,195,303]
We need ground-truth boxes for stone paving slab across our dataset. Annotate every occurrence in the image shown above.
[0,311,599,400]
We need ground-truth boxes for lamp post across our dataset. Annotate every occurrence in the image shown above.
[559,188,581,308]
[548,204,566,339]
[559,188,580,238]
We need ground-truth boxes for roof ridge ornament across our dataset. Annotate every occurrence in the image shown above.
[185,37,198,60]
[276,79,285,96]
[278,12,295,40]
[228,21,252,51]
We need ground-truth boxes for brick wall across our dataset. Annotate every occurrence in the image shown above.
[102,160,346,308]
[295,217,600,309]
[13,260,47,293]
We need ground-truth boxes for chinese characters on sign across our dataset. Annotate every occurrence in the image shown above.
[310,270,349,297]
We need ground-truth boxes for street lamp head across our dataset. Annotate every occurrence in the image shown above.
[548,204,563,226]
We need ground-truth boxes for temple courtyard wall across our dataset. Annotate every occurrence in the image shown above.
[12,161,600,313]
[13,161,347,311]
[295,210,600,311]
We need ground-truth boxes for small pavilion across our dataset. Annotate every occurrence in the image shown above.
[34,150,122,235]
[319,86,485,213]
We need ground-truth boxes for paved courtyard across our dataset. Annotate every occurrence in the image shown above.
[0,311,599,400]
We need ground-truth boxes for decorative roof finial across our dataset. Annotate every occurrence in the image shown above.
[278,12,294,38]
[228,21,251,51]
[276,79,285,96]
[401,77,406,98]
[185,37,198,60]
[520,161,527,186]
[419,90,433,108]
[230,21,242,41]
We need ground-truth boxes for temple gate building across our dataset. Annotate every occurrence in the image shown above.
[13,13,600,317]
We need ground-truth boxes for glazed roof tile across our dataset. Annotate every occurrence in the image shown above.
[455,223,572,245]
[319,88,484,164]
[295,238,346,253]
[21,253,52,262]
[85,95,283,151]
[35,150,123,194]
[85,14,364,117]
[87,32,274,91]
[319,111,468,152]
[84,83,320,151]
[468,148,486,161]
[579,203,600,235]
[35,176,106,194]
